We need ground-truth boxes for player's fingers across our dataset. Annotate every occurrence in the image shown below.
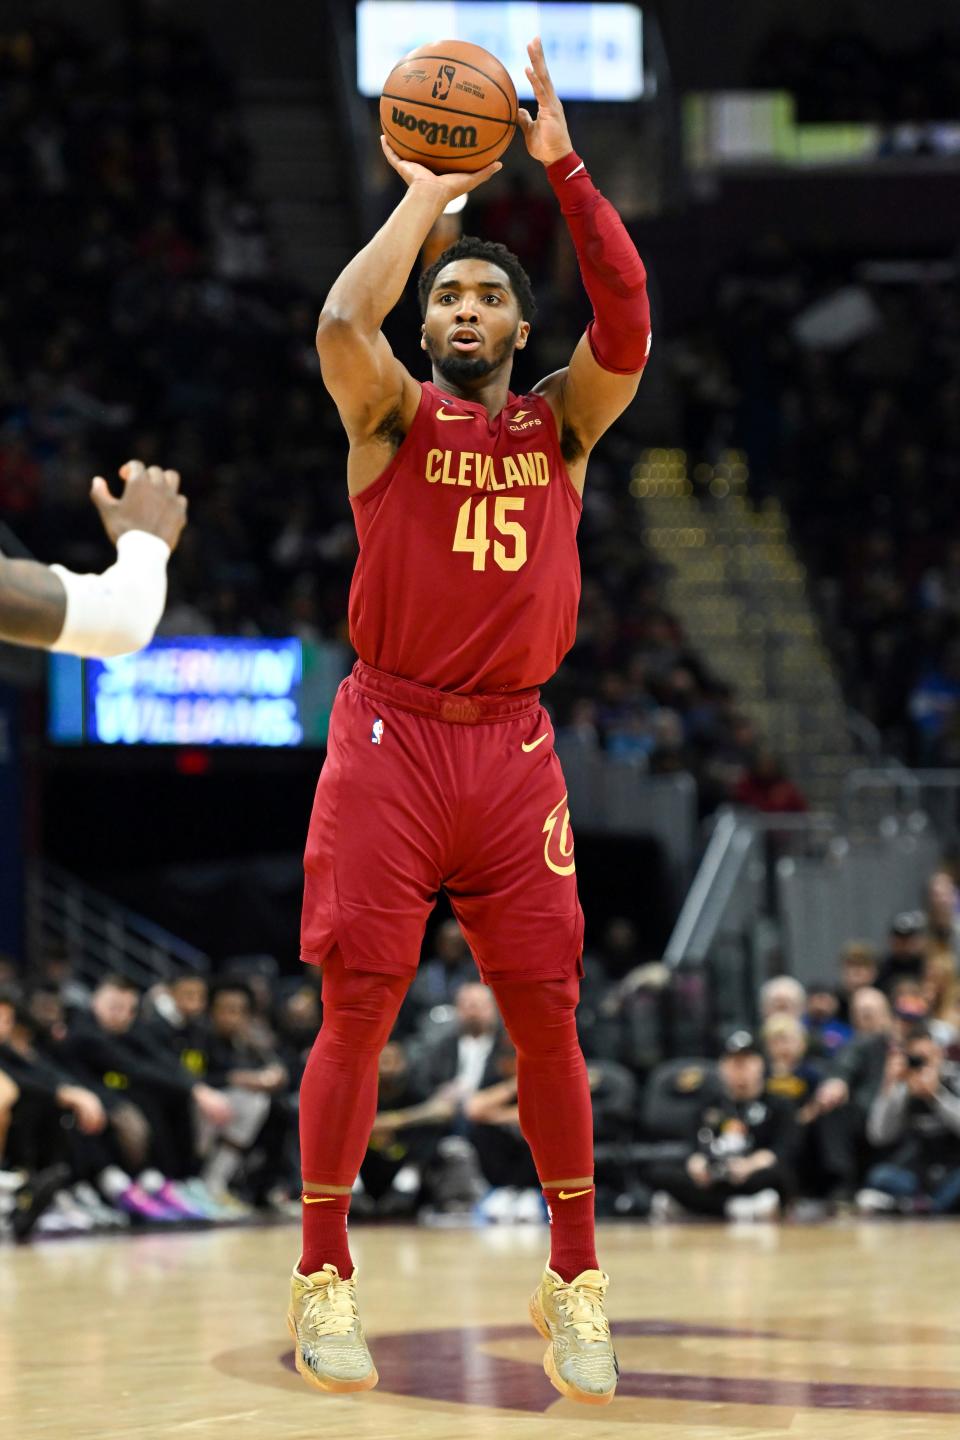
[90,476,116,512]
[119,458,145,485]
[517,109,534,135]
[162,468,181,493]
[525,64,546,99]
[529,37,559,101]
[145,465,165,485]
[380,134,403,170]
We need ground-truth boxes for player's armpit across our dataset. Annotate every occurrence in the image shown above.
[533,335,643,469]
[0,556,67,649]
[315,315,421,443]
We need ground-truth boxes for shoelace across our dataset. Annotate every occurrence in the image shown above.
[302,1271,360,1338]
[554,1281,611,1344]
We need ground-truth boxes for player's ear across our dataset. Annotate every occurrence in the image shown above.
[420,323,427,352]
[515,321,531,351]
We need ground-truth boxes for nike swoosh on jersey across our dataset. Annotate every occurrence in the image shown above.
[522,733,550,753]
[302,1194,337,1204]
[436,407,473,421]
[558,1188,593,1200]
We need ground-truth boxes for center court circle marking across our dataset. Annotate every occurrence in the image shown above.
[280,1320,960,1415]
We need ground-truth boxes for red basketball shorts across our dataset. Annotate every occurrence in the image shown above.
[300,661,585,983]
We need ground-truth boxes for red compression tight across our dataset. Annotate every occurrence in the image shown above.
[299,953,597,1283]
[299,948,410,1276]
[491,973,599,1281]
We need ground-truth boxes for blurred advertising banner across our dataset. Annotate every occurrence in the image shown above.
[47,637,351,748]
[356,2,644,102]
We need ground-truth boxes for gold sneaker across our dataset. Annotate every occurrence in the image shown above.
[287,1264,378,1393]
[529,1266,618,1405]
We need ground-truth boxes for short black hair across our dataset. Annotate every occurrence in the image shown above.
[96,973,140,995]
[210,979,254,1009]
[418,235,536,321]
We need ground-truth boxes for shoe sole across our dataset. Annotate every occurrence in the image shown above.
[528,1292,616,1407]
[286,1315,379,1394]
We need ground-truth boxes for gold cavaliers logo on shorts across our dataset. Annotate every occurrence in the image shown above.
[542,793,576,876]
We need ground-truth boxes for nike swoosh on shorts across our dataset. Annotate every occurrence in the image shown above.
[522,733,549,753]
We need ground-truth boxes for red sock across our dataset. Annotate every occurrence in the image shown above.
[542,1185,599,1282]
[300,1191,352,1277]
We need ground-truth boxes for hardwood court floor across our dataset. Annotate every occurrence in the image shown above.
[3,1219,959,1438]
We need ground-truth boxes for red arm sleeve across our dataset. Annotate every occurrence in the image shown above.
[546,151,652,375]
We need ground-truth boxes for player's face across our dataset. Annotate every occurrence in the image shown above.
[422,259,530,386]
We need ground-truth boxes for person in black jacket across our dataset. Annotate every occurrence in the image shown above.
[648,1031,798,1221]
[55,974,232,1215]
[199,981,295,1203]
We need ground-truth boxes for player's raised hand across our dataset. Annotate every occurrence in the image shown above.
[380,135,502,205]
[90,459,188,551]
[518,36,574,165]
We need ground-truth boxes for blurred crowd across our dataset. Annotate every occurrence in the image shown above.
[670,230,960,765]
[750,22,960,133]
[5,862,960,1238]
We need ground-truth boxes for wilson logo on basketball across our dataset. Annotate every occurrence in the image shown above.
[389,106,478,151]
[542,794,576,877]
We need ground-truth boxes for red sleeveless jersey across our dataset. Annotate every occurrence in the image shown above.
[347,381,582,694]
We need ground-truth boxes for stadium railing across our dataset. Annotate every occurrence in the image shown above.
[27,860,210,990]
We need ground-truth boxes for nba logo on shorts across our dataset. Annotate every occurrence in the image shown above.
[371,718,384,745]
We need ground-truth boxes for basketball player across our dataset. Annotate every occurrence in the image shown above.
[0,460,186,656]
[290,38,650,1405]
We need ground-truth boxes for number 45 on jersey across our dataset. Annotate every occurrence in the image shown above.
[453,496,527,573]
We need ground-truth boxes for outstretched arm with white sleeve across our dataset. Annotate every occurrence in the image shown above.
[0,460,187,657]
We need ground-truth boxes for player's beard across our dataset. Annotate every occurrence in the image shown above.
[426,328,518,387]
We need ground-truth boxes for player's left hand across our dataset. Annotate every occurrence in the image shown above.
[518,37,574,166]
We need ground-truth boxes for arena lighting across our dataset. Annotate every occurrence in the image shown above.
[357,2,644,102]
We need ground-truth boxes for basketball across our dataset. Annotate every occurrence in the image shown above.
[380,40,517,174]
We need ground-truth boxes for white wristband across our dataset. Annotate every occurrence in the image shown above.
[50,531,171,658]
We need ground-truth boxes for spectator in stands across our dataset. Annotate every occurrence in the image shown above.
[927,870,960,956]
[144,970,210,1071]
[412,983,505,1104]
[764,1015,823,1116]
[360,1041,454,1217]
[804,981,852,1059]
[761,975,807,1022]
[733,749,808,813]
[850,986,893,1038]
[0,987,112,1233]
[201,980,294,1206]
[837,941,880,1024]
[399,919,476,1035]
[858,1024,960,1214]
[273,981,321,1089]
[57,974,232,1219]
[878,912,930,995]
[648,1030,798,1221]
[921,951,960,1048]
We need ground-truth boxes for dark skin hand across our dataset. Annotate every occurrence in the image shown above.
[0,460,186,649]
